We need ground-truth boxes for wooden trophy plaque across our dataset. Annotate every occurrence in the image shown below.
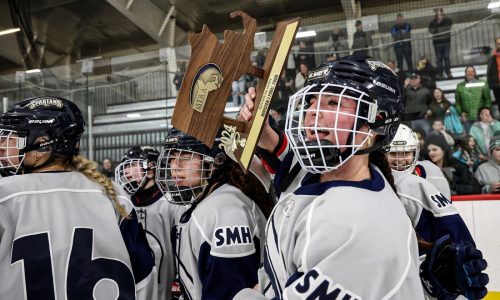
[171,10,300,172]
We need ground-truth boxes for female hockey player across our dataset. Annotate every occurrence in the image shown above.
[116,146,184,300]
[238,56,424,299]
[237,56,487,300]
[155,129,273,300]
[0,96,157,300]
[387,124,488,299]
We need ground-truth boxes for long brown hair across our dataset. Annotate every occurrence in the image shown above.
[206,158,274,218]
[369,149,397,193]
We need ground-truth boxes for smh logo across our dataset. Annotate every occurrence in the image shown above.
[430,193,452,209]
[214,226,252,247]
[291,268,361,300]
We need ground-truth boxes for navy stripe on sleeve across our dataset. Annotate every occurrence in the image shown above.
[197,239,261,300]
[119,209,156,283]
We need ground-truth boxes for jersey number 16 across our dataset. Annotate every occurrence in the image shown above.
[11,228,136,300]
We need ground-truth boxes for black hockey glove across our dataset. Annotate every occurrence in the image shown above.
[420,235,489,300]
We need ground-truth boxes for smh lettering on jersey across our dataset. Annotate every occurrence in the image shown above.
[291,268,360,300]
[430,193,452,209]
[214,226,252,247]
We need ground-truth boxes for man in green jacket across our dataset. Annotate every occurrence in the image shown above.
[455,66,492,132]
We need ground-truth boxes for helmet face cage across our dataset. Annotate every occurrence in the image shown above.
[386,125,420,173]
[115,159,149,194]
[156,148,214,205]
[0,129,27,175]
[285,83,376,173]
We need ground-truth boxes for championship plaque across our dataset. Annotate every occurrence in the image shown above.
[171,11,300,172]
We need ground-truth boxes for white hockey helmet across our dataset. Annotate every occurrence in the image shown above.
[386,124,419,173]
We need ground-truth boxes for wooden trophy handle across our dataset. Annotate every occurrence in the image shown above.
[221,17,301,173]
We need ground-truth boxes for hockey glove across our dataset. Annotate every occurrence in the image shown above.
[420,235,489,300]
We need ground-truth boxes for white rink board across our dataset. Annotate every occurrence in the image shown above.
[454,199,500,294]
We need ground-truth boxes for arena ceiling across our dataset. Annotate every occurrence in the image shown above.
[0,0,487,74]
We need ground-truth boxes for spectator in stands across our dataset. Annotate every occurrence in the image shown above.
[330,27,348,58]
[386,59,406,87]
[326,52,337,62]
[391,13,413,72]
[173,62,186,92]
[469,107,500,158]
[277,70,295,103]
[486,37,500,115]
[232,75,248,106]
[256,47,268,68]
[428,8,453,79]
[414,128,427,160]
[417,55,438,90]
[455,66,492,132]
[426,134,482,195]
[352,20,372,57]
[100,157,115,180]
[475,135,500,193]
[429,119,454,146]
[426,88,451,122]
[295,40,315,70]
[269,105,286,130]
[404,73,432,134]
[295,63,308,91]
[453,135,481,172]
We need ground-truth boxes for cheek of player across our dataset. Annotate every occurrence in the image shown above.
[169,152,205,187]
[124,162,146,184]
[0,135,21,166]
[427,144,444,165]
[305,94,358,149]
[387,151,414,171]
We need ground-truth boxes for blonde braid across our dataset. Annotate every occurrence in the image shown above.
[69,155,129,218]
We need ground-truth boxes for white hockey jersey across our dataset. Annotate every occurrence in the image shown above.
[131,185,187,300]
[0,171,157,300]
[415,160,451,200]
[173,183,267,300]
[393,171,474,249]
[236,166,425,300]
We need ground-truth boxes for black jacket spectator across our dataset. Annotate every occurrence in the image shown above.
[428,15,452,45]
[405,75,432,118]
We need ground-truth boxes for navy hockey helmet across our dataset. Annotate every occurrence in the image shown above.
[156,128,224,205]
[285,55,404,173]
[115,146,160,194]
[0,96,85,175]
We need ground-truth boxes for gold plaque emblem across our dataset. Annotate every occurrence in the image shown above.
[219,124,246,161]
[190,63,224,113]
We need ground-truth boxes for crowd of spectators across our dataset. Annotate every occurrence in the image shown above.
[228,8,500,196]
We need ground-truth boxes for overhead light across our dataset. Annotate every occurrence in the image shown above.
[488,1,500,9]
[0,28,20,36]
[25,69,41,74]
[126,113,141,118]
[296,30,316,38]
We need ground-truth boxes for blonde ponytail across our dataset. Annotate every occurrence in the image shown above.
[68,155,129,218]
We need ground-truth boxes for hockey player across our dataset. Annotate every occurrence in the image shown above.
[116,146,182,300]
[237,56,425,299]
[238,56,487,300]
[155,129,272,300]
[0,96,157,300]
[387,124,488,299]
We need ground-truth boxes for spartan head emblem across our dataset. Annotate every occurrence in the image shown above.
[190,63,224,113]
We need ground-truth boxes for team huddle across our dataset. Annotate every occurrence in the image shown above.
[0,55,489,300]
